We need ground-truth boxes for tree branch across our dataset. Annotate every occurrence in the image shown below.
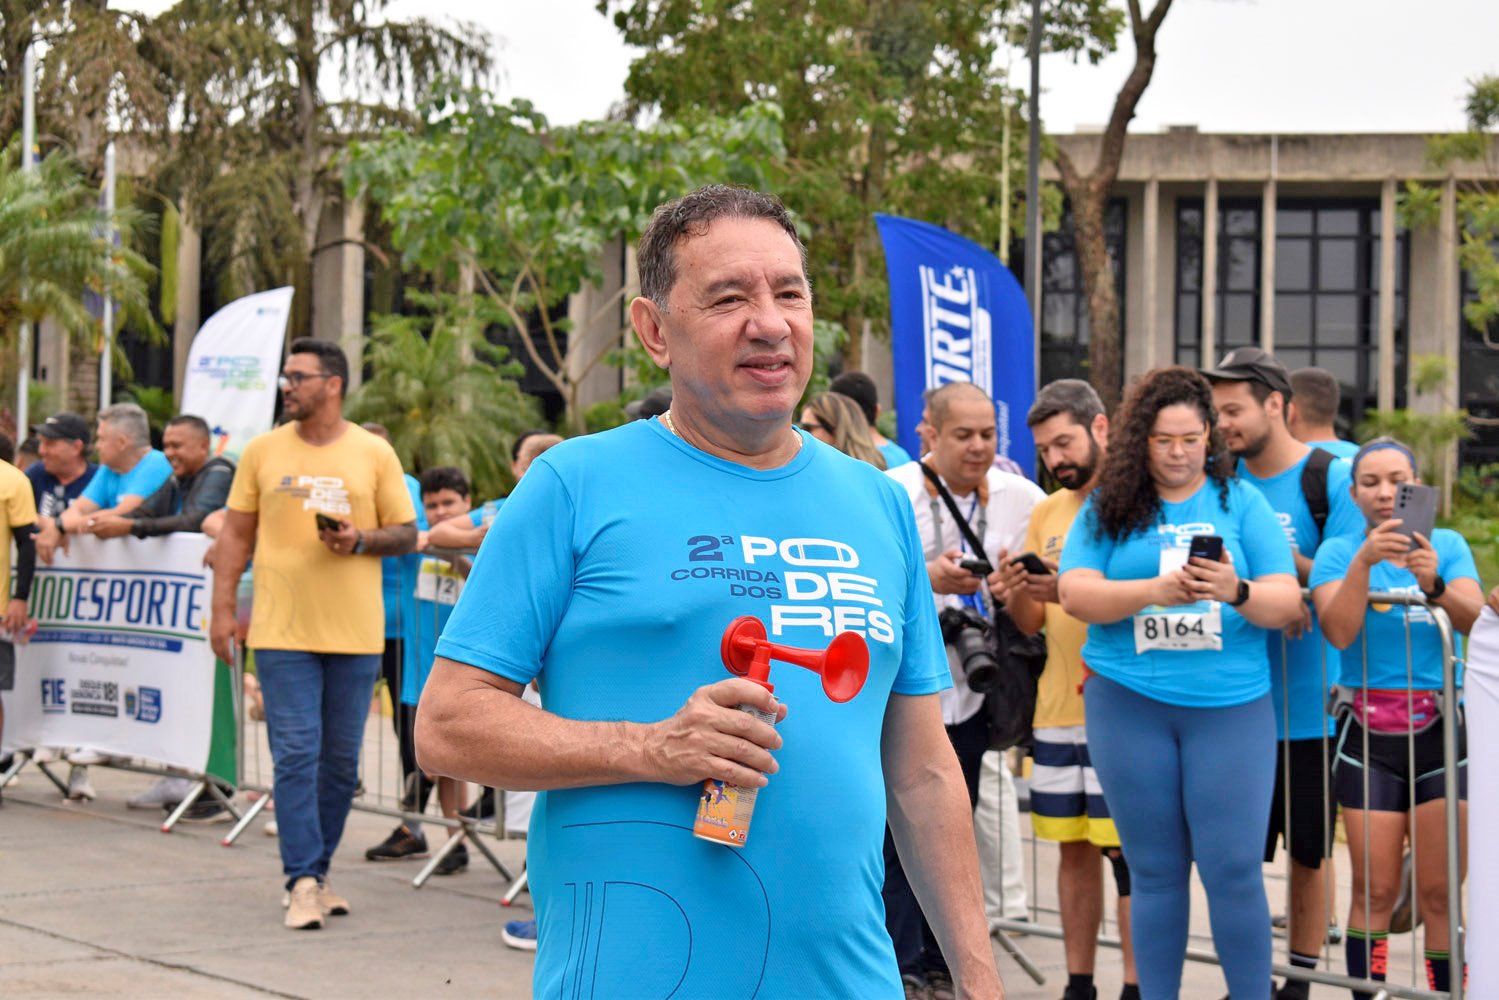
[464,244,567,396]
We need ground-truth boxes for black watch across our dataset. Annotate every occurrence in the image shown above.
[1228,580,1251,607]
[1422,575,1446,601]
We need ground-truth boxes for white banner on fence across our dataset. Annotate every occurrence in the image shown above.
[1468,606,1499,996]
[2,535,216,773]
[179,285,292,461]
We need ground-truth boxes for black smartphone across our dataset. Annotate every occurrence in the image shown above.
[1009,552,1051,575]
[314,512,343,533]
[1393,483,1438,550]
[959,557,995,577]
[1188,534,1224,562]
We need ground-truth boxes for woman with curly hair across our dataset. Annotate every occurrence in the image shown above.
[1057,366,1302,999]
[799,391,887,469]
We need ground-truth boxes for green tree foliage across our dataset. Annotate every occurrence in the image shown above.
[345,95,785,433]
[600,0,1122,369]
[146,0,492,326]
[0,143,157,427]
[1358,354,1470,515]
[345,292,541,501]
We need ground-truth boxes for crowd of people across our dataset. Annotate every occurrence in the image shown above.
[1,182,1494,1000]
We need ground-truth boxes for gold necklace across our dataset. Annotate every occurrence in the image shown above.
[661,409,802,453]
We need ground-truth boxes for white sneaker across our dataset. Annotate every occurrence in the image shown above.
[128,776,195,809]
[66,765,96,802]
[30,747,59,764]
[284,877,324,930]
[264,819,278,837]
[67,749,108,765]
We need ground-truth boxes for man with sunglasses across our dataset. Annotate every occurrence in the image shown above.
[210,338,417,931]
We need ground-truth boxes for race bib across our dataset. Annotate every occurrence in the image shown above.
[415,558,464,606]
[1133,603,1223,653]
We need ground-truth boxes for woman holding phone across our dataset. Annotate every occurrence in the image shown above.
[1310,437,1482,995]
[1058,367,1302,999]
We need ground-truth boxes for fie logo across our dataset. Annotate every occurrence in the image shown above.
[41,677,66,713]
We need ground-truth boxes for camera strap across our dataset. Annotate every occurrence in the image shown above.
[920,461,989,559]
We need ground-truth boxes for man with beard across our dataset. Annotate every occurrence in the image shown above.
[1205,348,1363,1000]
[995,380,1139,1000]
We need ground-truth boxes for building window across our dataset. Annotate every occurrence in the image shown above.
[1460,255,1499,466]
[1272,201,1407,436]
[1034,200,1126,386]
[1174,199,1262,369]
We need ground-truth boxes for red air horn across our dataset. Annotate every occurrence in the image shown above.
[719,616,869,703]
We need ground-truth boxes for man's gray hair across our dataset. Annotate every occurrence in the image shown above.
[98,403,151,449]
[1027,379,1105,429]
[637,185,808,307]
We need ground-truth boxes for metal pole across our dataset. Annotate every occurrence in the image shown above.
[1024,0,1042,391]
[18,43,37,438]
[99,141,116,409]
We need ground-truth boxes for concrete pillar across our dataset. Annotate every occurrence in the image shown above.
[568,234,629,412]
[172,213,202,403]
[1260,178,1277,352]
[311,194,366,389]
[1141,178,1160,371]
[1377,178,1397,411]
[1434,177,1459,416]
[1202,178,1219,365]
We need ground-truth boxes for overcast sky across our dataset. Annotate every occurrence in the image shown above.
[125,0,1497,133]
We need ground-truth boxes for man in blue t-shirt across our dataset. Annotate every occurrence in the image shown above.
[1288,367,1359,460]
[49,404,171,556]
[27,412,98,565]
[416,186,1004,998]
[1206,347,1364,1000]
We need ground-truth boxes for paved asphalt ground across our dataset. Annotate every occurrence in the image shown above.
[0,717,1436,999]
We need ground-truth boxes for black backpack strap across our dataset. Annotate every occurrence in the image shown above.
[919,461,987,557]
[1300,446,1334,540]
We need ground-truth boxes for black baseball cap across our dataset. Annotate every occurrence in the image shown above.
[32,412,91,445]
[1201,347,1293,398]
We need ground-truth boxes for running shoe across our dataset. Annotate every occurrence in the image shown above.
[365,824,429,861]
[128,776,195,809]
[434,842,469,876]
[66,765,96,802]
[502,919,537,951]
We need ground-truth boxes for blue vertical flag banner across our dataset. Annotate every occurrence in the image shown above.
[874,214,1036,479]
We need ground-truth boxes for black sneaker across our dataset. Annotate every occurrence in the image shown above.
[434,842,469,876]
[176,800,233,824]
[365,824,429,861]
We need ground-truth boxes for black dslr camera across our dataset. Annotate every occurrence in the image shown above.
[938,606,1000,693]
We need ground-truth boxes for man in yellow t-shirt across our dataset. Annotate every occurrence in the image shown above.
[998,380,1139,1000]
[0,453,38,779]
[210,338,416,931]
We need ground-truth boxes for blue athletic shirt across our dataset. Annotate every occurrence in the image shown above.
[400,504,490,706]
[435,419,948,999]
[1059,478,1295,708]
[1309,528,1478,691]
[381,474,426,639]
[879,439,914,469]
[1238,452,1363,739]
[1309,438,1360,461]
[81,449,172,508]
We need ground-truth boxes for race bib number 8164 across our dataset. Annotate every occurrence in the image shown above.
[1133,604,1222,653]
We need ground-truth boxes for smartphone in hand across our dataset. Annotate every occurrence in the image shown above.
[1188,534,1224,562]
[1393,483,1438,550]
[1009,552,1051,575]
[959,557,995,577]
[314,512,343,534]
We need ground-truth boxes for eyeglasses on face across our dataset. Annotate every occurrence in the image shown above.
[1147,430,1208,453]
[277,372,331,390]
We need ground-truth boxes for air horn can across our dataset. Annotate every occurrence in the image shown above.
[693,616,869,847]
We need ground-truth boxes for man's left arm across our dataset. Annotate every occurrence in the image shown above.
[882,693,1004,999]
[126,463,235,538]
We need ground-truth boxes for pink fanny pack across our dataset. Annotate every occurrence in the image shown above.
[1351,689,1440,734]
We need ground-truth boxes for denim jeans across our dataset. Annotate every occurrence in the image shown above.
[255,649,380,888]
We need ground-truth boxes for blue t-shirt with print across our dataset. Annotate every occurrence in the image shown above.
[26,461,98,519]
[381,474,426,639]
[1239,452,1363,739]
[1309,438,1360,461]
[435,419,948,1000]
[81,450,171,509]
[1059,478,1296,708]
[1309,528,1478,691]
[879,439,914,469]
[400,501,499,698]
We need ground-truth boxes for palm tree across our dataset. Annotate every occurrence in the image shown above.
[0,142,156,429]
[346,292,542,500]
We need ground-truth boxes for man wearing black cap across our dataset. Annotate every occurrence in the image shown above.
[26,413,98,565]
[1203,347,1365,1000]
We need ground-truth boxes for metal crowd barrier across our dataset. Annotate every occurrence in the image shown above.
[985,590,1467,1000]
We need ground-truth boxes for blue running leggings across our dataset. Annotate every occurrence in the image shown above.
[1085,674,1276,1000]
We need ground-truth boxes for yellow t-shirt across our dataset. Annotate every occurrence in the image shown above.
[0,462,38,600]
[227,422,416,654]
[1028,488,1088,730]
